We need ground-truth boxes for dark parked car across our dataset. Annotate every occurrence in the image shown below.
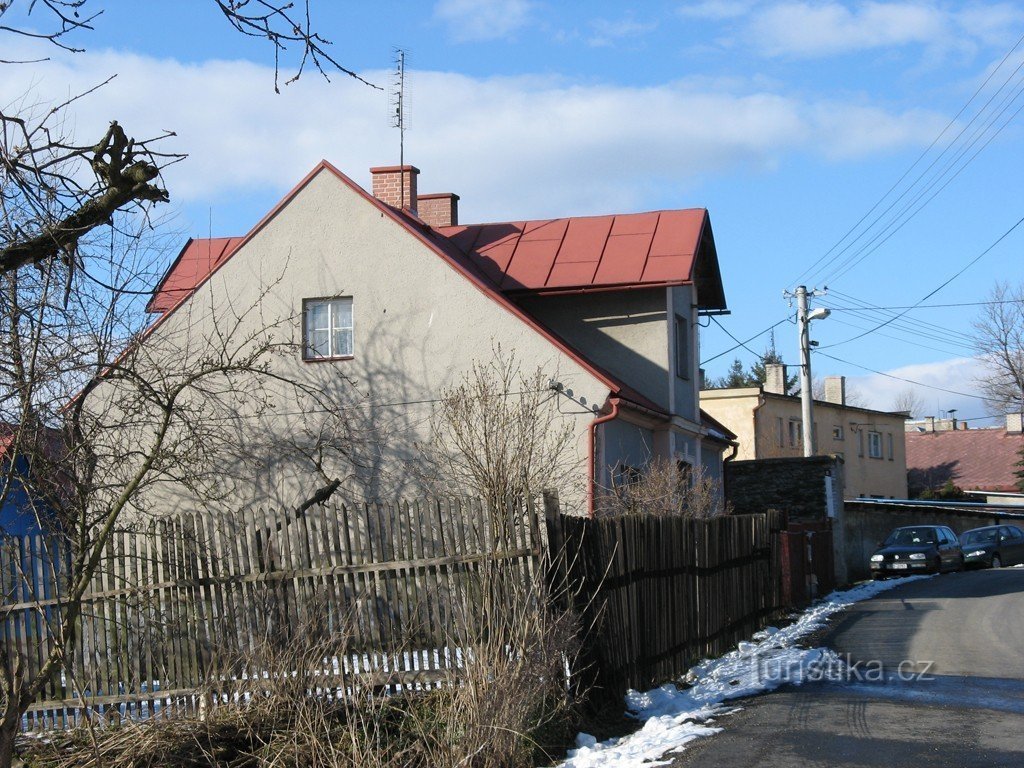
[870,525,963,578]
[960,525,1024,569]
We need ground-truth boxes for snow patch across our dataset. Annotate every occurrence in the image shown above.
[557,576,930,767]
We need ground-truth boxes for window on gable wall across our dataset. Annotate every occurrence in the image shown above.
[675,314,690,380]
[303,297,354,360]
[887,433,894,460]
[868,431,883,459]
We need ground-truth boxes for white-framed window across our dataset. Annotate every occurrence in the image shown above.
[832,425,844,441]
[887,433,894,461]
[868,430,883,459]
[303,297,353,360]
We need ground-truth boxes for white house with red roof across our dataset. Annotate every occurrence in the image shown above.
[135,162,734,515]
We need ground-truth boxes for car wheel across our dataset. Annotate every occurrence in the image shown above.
[991,554,1002,569]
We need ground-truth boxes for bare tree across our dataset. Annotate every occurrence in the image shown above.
[891,387,924,418]
[419,347,579,514]
[1,1,378,281]
[973,282,1024,416]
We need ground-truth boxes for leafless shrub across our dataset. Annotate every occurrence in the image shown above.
[595,457,728,518]
[419,346,581,514]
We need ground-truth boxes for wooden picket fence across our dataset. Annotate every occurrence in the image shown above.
[547,509,786,697]
[0,497,544,730]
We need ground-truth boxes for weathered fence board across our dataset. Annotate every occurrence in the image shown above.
[548,509,786,698]
[2,498,544,730]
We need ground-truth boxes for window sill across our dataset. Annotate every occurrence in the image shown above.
[303,355,355,363]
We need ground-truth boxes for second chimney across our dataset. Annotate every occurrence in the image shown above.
[764,363,788,395]
[417,193,460,228]
[1008,412,1023,434]
[824,376,846,406]
[370,165,419,214]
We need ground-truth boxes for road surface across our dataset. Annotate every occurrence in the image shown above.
[668,569,1024,767]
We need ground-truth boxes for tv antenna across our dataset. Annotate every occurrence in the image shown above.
[391,48,409,207]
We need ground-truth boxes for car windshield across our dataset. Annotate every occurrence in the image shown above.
[884,528,937,546]
[962,529,997,545]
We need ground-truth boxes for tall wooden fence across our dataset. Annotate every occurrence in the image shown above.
[0,498,543,730]
[547,509,786,698]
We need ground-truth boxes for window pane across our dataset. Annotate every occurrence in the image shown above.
[332,298,353,329]
[332,328,353,357]
[308,302,329,331]
[308,328,330,358]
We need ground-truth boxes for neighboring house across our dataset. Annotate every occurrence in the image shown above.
[0,424,61,536]
[907,413,1024,503]
[701,368,908,499]
[119,162,734,516]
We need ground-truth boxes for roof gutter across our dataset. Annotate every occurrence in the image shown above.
[588,397,620,519]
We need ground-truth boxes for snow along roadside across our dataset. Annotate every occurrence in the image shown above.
[556,575,932,768]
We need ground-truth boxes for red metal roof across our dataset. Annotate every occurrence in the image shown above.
[148,237,245,313]
[907,428,1024,493]
[434,209,725,308]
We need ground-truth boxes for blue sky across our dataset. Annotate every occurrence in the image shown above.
[3,0,1023,422]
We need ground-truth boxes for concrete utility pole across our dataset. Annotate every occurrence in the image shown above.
[789,285,830,457]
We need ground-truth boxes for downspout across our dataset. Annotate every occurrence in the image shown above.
[588,397,620,519]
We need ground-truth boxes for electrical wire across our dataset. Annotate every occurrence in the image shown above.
[824,80,1024,285]
[789,31,1024,289]
[823,289,977,347]
[815,350,1004,405]
[700,316,792,366]
[818,214,1024,350]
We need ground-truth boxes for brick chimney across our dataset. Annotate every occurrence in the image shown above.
[1008,412,1023,434]
[764,363,787,395]
[824,376,846,406]
[370,165,419,213]
[417,192,459,228]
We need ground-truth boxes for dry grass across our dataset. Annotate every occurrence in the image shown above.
[22,563,582,768]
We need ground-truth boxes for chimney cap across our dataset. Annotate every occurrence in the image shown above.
[370,164,420,174]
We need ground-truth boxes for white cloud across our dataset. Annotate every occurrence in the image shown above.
[846,356,993,421]
[587,17,658,47]
[433,0,535,42]
[677,1,756,21]
[745,1,1024,59]
[0,49,948,225]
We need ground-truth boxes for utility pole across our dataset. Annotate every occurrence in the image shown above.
[785,285,830,457]
[797,286,813,456]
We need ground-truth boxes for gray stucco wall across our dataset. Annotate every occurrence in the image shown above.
[91,167,610,516]
[670,285,699,423]
[517,289,670,411]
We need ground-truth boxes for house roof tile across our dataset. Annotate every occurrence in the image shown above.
[433,208,725,307]
[906,428,1024,492]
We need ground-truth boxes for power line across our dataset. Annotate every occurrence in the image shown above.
[825,316,973,358]
[700,316,792,366]
[790,31,1024,288]
[819,214,1024,350]
[815,350,1002,405]
[824,79,1024,285]
[823,289,977,347]
[824,298,1020,311]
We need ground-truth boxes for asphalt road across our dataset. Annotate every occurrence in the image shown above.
[668,569,1024,768]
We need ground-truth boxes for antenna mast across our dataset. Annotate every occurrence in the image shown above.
[391,48,407,207]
